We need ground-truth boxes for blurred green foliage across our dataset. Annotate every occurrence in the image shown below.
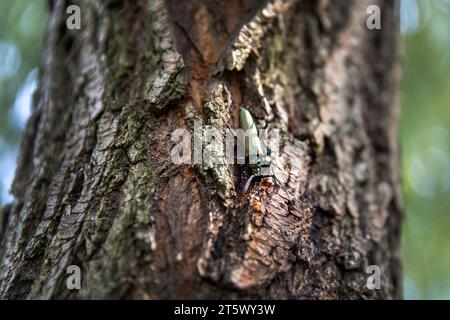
[0,0,48,203]
[401,0,450,299]
[0,0,448,299]
[0,0,47,141]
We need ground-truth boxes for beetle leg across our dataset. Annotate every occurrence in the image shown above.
[243,171,284,193]
[271,172,283,188]
[261,167,284,189]
[264,165,283,187]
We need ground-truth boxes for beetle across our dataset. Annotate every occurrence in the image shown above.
[238,106,281,193]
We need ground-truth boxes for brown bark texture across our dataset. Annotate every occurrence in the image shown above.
[0,0,402,299]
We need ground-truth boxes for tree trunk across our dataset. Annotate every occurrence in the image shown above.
[0,0,402,299]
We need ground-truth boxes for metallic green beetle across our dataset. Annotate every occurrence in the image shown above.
[238,106,280,193]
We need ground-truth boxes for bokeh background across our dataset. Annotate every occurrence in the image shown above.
[0,0,449,299]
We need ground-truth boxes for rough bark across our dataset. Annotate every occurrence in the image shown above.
[0,0,402,299]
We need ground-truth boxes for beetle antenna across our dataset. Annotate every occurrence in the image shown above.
[261,106,269,130]
[216,112,237,137]
[272,174,283,188]
[225,122,237,137]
